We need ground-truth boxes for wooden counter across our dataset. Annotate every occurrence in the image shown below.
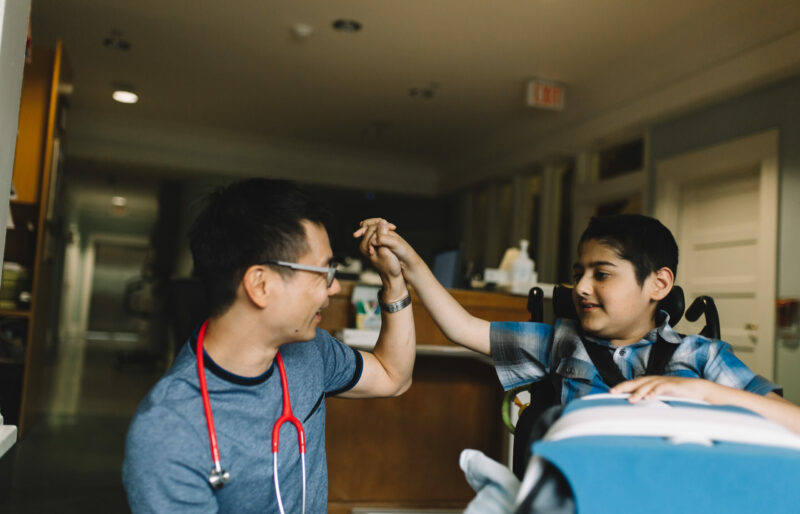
[320,281,530,513]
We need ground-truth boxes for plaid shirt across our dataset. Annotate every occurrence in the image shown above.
[490,312,780,404]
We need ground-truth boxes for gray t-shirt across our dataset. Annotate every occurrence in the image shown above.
[123,328,362,513]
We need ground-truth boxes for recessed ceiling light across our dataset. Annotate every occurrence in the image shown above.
[112,89,138,104]
[409,82,439,99]
[111,196,127,207]
[103,30,131,51]
[332,19,362,33]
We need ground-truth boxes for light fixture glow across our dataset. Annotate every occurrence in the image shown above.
[112,90,138,104]
[111,196,128,207]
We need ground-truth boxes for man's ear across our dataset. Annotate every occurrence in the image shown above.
[649,267,674,302]
[241,265,270,308]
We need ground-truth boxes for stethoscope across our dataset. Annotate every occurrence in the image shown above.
[196,320,306,514]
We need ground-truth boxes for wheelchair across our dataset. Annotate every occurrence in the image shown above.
[503,284,721,479]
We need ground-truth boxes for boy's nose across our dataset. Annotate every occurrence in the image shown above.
[574,274,592,297]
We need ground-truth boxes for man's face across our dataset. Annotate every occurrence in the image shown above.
[271,220,340,343]
[571,239,658,346]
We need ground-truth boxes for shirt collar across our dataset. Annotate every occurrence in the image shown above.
[187,332,275,386]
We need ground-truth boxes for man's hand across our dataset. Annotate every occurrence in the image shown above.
[610,375,718,403]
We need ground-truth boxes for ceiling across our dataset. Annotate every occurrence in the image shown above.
[30,0,800,193]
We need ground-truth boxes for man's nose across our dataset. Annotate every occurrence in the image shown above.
[328,277,341,295]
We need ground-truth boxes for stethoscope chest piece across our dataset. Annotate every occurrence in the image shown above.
[208,467,231,490]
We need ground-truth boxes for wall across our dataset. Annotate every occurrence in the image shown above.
[67,112,442,197]
[649,74,800,401]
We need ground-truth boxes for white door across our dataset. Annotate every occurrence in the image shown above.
[656,131,778,379]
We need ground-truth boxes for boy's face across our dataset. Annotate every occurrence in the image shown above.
[572,239,661,346]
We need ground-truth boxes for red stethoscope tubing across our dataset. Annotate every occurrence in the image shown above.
[272,352,306,514]
[272,352,306,454]
[196,321,224,475]
[196,320,306,513]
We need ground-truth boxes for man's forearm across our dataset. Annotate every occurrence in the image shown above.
[371,278,416,395]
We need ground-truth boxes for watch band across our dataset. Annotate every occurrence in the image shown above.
[378,288,411,313]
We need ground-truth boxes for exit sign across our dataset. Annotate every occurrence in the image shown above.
[526,79,565,110]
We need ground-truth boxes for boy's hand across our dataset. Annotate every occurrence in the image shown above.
[353,218,421,271]
[610,376,718,403]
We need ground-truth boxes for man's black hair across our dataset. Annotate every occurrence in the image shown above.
[578,214,678,285]
[188,178,329,317]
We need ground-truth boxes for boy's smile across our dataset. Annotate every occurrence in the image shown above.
[572,239,663,347]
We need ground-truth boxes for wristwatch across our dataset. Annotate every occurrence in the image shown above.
[378,287,411,313]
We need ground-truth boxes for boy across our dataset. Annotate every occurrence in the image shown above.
[123,180,415,513]
[357,214,800,433]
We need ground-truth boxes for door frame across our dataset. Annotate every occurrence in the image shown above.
[655,129,778,378]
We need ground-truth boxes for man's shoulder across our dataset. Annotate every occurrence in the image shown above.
[131,345,199,423]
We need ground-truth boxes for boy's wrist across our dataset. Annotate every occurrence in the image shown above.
[399,252,425,280]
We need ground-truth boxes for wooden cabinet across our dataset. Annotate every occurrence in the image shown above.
[320,281,530,512]
[0,42,66,434]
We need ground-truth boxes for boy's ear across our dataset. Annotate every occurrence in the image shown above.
[649,267,674,302]
[241,265,271,308]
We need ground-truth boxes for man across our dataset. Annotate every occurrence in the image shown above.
[123,179,415,513]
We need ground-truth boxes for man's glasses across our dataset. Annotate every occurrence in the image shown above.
[261,259,338,288]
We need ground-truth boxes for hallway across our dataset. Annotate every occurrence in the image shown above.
[0,339,163,512]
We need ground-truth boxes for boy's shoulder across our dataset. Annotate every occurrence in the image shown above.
[666,328,731,355]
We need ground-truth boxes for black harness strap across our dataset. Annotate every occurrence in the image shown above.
[583,334,679,388]
[645,334,679,376]
[582,340,627,387]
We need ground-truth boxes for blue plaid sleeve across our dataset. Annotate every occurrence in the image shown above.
[700,339,781,395]
[490,321,553,391]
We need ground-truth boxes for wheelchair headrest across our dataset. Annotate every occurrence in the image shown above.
[552,284,685,327]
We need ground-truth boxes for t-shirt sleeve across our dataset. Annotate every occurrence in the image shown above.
[702,340,781,396]
[314,329,363,396]
[490,321,553,391]
[123,405,219,513]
